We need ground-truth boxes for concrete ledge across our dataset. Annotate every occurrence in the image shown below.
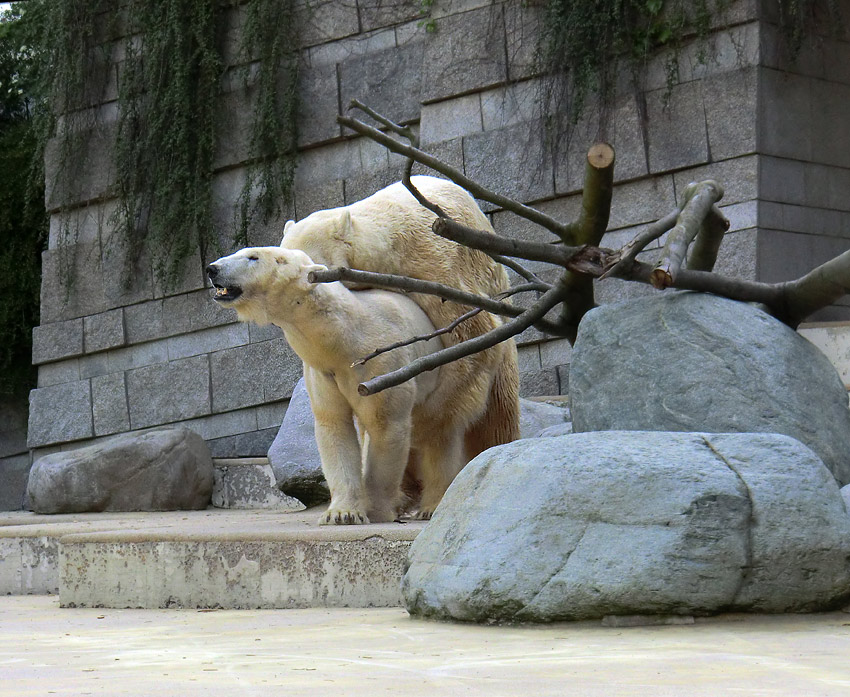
[0,509,425,609]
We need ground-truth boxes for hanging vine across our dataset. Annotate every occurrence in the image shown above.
[234,0,300,246]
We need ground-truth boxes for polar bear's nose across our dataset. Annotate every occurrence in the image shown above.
[206,264,219,280]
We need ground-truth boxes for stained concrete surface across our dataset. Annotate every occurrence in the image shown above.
[2,596,850,697]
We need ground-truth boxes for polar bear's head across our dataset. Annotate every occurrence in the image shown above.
[206,246,326,325]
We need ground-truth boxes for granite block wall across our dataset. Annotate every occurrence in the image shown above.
[7,0,849,509]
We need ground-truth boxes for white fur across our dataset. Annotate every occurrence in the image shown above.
[207,246,466,524]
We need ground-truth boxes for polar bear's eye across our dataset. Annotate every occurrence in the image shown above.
[247,254,259,261]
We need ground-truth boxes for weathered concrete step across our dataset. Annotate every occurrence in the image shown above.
[0,509,425,609]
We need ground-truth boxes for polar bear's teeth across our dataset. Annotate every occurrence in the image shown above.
[215,287,228,297]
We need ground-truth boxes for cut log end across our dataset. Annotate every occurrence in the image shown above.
[650,267,673,290]
[587,143,616,170]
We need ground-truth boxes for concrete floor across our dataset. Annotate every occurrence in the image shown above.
[3,596,850,696]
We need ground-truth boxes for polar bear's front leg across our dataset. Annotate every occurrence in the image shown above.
[304,369,369,525]
[361,421,411,523]
[416,427,466,520]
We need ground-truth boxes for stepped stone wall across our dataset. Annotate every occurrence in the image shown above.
[4,0,850,508]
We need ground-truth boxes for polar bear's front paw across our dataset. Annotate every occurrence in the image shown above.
[413,509,434,521]
[319,508,370,525]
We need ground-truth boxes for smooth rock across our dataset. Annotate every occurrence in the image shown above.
[268,377,329,506]
[569,292,850,486]
[402,431,850,623]
[519,398,571,439]
[27,428,213,514]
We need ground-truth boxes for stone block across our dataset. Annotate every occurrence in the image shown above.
[811,79,850,168]
[126,355,211,430]
[420,93,483,146]
[295,179,345,220]
[674,155,758,205]
[40,245,108,324]
[107,339,170,374]
[27,381,93,448]
[208,428,279,459]
[307,26,397,66]
[463,120,554,205]
[163,289,236,337]
[421,6,508,103]
[294,139,366,186]
[519,368,559,398]
[340,41,425,127]
[124,299,165,344]
[256,401,288,430]
[152,248,206,299]
[31,319,84,365]
[210,338,301,413]
[713,229,757,281]
[0,454,31,511]
[540,337,571,368]
[505,0,542,81]
[166,324,249,361]
[359,0,423,31]
[704,68,757,161]
[182,407,260,442]
[44,123,117,212]
[78,353,111,380]
[607,176,677,231]
[646,81,709,173]
[758,68,812,161]
[298,61,341,147]
[83,309,125,354]
[297,0,360,48]
[249,322,283,343]
[37,360,81,388]
[480,80,541,133]
[99,227,155,310]
[91,372,130,437]
[47,201,115,249]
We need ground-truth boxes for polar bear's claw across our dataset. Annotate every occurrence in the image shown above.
[319,509,370,525]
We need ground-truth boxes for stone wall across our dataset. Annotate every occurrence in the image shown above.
[9,0,850,509]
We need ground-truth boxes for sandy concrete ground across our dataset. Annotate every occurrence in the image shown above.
[2,596,850,697]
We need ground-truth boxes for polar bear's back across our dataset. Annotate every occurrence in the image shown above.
[281,176,507,296]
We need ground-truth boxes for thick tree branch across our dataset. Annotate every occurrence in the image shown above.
[574,143,615,246]
[599,210,679,280]
[358,285,568,396]
[686,204,730,272]
[337,113,570,239]
[651,180,724,288]
[780,249,850,328]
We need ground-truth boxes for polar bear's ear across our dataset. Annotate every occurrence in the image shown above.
[281,220,295,241]
[338,209,353,234]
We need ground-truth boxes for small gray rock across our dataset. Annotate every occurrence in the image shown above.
[402,431,850,623]
[519,398,571,439]
[268,378,329,506]
[27,428,213,513]
[570,292,850,486]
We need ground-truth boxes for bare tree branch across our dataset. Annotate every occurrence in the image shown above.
[686,204,730,272]
[780,248,850,328]
[599,210,679,280]
[651,180,724,289]
[337,113,571,239]
[358,285,568,396]
[432,217,582,265]
[352,307,483,367]
[309,267,523,317]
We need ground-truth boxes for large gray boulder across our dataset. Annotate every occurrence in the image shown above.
[570,292,850,486]
[268,377,329,506]
[519,398,571,439]
[27,428,213,513]
[402,431,850,623]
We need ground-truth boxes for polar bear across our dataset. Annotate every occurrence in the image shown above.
[207,246,468,523]
[280,176,520,462]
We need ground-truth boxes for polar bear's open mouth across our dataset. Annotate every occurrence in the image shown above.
[211,283,243,303]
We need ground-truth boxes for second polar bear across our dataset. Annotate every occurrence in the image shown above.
[207,246,465,523]
[280,176,520,462]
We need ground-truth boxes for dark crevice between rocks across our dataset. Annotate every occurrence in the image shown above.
[700,434,755,609]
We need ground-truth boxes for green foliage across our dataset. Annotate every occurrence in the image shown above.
[537,0,728,124]
[0,4,47,397]
[234,0,299,246]
[114,0,222,283]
